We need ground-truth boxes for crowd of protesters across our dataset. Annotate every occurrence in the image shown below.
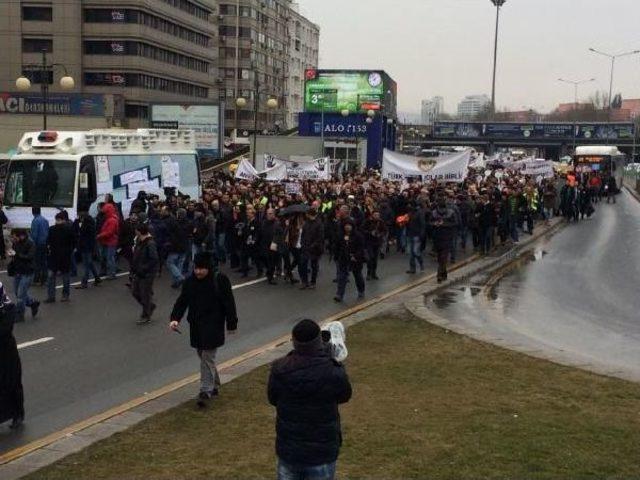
[2,161,613,323]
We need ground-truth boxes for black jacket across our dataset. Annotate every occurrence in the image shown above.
[74,216,97,253]
[47,222,76,272]
[164,215,188,254]
[131,236,159,279]
[301,217,324,258]
[10,238,35,275]
[170,271,238,350]
[259,219,277,252]
[268,347,352,467]
[334,230,366,266]
[0,304,23,423]
[430,206,457,249]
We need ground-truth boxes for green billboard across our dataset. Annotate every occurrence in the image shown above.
[304,70,386,114]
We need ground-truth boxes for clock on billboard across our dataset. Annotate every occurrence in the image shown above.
[368,72,383,88]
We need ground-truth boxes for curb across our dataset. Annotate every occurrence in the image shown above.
[624,184,640,204]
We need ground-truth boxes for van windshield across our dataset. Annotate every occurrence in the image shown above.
[4,159,76,208]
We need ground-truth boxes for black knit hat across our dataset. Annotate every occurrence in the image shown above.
[194,252,212,269]
[292,319,321,343]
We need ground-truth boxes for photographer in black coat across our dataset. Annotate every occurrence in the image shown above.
[170,252,238,407]
[268,319,352,479]
[0,283,24,429]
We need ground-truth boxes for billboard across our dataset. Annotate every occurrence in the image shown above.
[433,122,635,140]
[304,70,390,114]
[0,93,104,116]
[151,104,222,158]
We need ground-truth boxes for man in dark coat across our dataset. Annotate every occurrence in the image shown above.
[162,206,188,288]
[405,203,426,274]
[268,319,352,479]
[0,282,24,429]
[74,211,101,289]
[170,252,238,407]
[333,220,366,303]
[298,208,324,290]
[131,224,159,324]
[45,212,76,303]
[8,229,39,322]
[431,197,457,283]
[259,208,281,285]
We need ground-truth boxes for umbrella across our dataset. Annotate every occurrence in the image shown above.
[278,204,310,216]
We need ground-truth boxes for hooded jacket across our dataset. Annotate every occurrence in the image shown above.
[268,341,352,467]
[96,204,120,247]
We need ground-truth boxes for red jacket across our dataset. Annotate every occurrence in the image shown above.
[97,203,120,247]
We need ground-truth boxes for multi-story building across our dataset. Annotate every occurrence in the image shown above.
[421,96,443,125]
[0,0,219,151]
[218,0,292,137]
[457,94,490,119]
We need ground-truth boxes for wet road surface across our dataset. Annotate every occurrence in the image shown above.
[423,190,640,382]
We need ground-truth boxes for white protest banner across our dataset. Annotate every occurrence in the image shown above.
[235,159,259,180]
[277,156,331,181]
[127,178,161,200]
[382,149,471,183]
[285,182,302,195]
[161,156,180,188]
[261,161,288,182]
[96,156,111,183]
[119,169,148,186]
[522,159,554,179]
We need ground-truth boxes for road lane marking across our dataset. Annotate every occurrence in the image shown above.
[0,256,480,466]
[18,337,54,350]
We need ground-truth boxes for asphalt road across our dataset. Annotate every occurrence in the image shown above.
[0,243,447,454]
[425,190,640,382]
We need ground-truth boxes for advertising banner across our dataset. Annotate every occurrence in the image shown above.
[576,124,635,140]
[433,122,482,138]
[382,149,471,183]
[151,104,222,158]
[0,92,104,116]
[304,70,385,114]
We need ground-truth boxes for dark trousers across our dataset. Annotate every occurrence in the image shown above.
[34,244,47,284]
[366,245,379,277]
[336,262,365,300]
[436,247,449,281]
[80,251,100,286]
[132,276,155,317]
[298,252,319,286]
[265,250,280,281]
[240,248,261,276]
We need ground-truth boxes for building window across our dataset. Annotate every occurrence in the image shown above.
[125,104,149,119]
[219,4,237,15]
[22,6,53,21]
[22,38,53,53]
[85,72,208,98]
[159,0,210,21]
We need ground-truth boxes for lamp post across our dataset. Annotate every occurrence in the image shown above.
[558,77,595,152]
[235,94,277,166]
[490,0,506,118]
[588,48,640,121]
[16,50,74,130]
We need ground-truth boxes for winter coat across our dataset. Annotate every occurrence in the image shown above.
[10,238,36,275]
[170,271,238,350]
[131,236,159,280]
[406,209,426,238]
[164,215,188,254]
[47,222,76,273]
[0,304,23,423]
[259,219,277,252]
[334,229,366,267]
[362,218,387,250]
[301,217,324,258]
[268,347,352,467]
[241,218,260,253]
[96,204,120,247]
[30,215,49,246]
[430,206,457,249]
[74,216,97,253]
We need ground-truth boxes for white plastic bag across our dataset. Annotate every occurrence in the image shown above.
[325,321,348,362]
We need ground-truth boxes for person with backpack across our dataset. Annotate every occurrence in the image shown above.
[169,252,238,408]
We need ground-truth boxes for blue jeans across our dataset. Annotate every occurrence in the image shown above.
[100,245,117,278]
[182,240,193,275]
[81,251,100,286]
[48,270,70,300]
[508,215,519,242]
[277,459,336,480]
[14,274,35,316]
[166,253,185,285]
[216,233,226,262]
[408,236,423,272]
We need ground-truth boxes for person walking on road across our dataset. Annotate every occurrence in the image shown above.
[131,224,159,324]
[431,197,457,283]
[405,203,426,274]
[606,176,618,204]
[74,211,101,289]
[0,282,25,430]
[45,212,76,303]
[30,206,49,286]
[268,319,352,480]
[7,229,39,322]
[170,252,238,408]
[162,206,189,288]
[333,220,366,303]
[299,207,324,290]
[96,203,119,280]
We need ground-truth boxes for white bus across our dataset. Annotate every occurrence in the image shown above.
[573,145,627,189]
[3,129,200,228]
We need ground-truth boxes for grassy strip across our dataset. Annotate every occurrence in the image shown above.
[28,314,640,479]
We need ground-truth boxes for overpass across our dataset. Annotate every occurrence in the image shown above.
[402,121,638,159]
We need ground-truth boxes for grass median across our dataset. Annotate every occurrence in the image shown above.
[28,312,640,479]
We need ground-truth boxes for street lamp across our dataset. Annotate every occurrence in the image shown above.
[16,50,74,130]
[490,0,507,117]
[236,95,278,165]
[588,47,640,121]
[558,77,595,151]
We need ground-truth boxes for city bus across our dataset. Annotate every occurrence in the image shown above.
[3,129,200,229]
[573,146,627,189]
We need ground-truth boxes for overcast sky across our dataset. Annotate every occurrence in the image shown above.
[296,0,640,117]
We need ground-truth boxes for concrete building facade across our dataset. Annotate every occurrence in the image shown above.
[457,94,490,119]
[0,0,220,151]
[421,96,443,125]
